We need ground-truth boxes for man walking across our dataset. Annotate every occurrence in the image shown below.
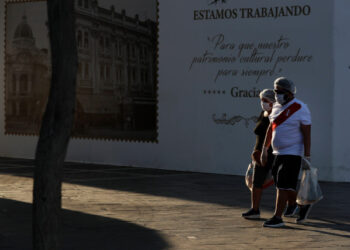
[261,77,312,227]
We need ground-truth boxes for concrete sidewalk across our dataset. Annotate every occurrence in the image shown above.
[0,157,349,249]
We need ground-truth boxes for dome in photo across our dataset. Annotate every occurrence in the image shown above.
[14,15,34,40]
[12,14,35,48]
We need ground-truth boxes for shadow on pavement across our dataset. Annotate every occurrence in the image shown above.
[0,157,350,238]
[0,198,169,250]
[282,220,350,239]
[0,157,261,210]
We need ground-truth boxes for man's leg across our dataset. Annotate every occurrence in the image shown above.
[274,155,300,217]
[288,191,297,205]
[283,190,299,217]
[263,188,286,227]
[296,204,313,224]
[264,155,301,227]
[275,189,288,217]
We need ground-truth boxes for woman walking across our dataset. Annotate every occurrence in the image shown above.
[242,89,275,219]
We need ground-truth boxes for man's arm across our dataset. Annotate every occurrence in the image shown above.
[260,123,272,166]
[301,124,311,157]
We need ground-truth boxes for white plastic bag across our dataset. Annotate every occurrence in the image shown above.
[245,162,254,191]
[297,165,323,205]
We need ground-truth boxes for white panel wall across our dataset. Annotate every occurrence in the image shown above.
[158,0,334,178]
[0,0,347,182]
[331,0,350,181]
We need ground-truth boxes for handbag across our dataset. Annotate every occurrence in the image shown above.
[296,159,323,205]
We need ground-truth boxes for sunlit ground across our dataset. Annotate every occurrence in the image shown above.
[0,161,349,249]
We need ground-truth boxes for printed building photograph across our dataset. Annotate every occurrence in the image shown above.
[5,0,158,141]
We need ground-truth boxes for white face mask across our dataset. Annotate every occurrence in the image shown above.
[275,94,285,105]
[261,101,272,112]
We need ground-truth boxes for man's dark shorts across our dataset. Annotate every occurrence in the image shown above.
[272,155,301,191]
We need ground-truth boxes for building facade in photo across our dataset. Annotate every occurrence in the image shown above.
[5,14,50,134]
[74,0,157,140]
[5,0,158,141]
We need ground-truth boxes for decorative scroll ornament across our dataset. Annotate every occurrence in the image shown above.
[208,0,228,5]
[212,113,258,127]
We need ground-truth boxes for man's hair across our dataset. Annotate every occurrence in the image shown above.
[274,77,296,94]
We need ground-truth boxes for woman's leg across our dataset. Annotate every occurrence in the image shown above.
[252,186,263,210]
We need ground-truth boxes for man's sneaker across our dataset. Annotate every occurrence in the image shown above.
[263,216,285,228]
[296,204,313,224]
[242,208,260,219]
[284,204,299,217]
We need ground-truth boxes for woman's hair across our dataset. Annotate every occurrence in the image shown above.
[259,89,275,103]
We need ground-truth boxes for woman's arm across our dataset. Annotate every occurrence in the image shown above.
[251,150,261,165]
[260,123,272,166]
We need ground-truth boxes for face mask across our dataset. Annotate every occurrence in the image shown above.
[275,93,286,105]
[261,101,272,112]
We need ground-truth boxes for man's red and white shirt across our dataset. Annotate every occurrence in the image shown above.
[269,98,311,156]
